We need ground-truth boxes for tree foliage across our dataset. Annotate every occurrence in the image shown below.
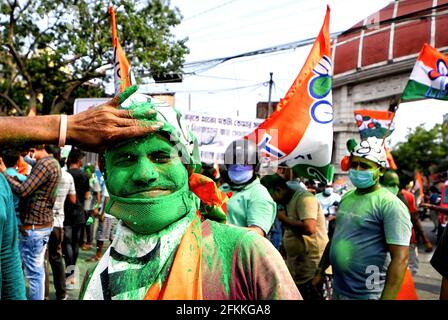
[0,0,189,116]
[392,123,448,182]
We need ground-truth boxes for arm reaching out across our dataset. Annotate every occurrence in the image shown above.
[0,86,162,152]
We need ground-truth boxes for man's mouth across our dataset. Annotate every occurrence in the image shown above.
[126,188,173,198]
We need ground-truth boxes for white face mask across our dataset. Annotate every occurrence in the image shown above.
[324,187,333,195]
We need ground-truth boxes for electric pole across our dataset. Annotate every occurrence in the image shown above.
[267,72,273,115]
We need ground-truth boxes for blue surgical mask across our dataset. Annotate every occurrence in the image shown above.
[228,164,254,184]
[349,169,378,189]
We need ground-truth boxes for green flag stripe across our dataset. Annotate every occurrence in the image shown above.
[402,80,448,101]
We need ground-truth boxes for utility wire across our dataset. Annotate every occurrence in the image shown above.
[175,82,265,94]
[181,4,448,74]
[183,0,239,22]
[138,4,448,80]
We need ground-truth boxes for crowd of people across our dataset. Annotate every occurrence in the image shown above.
[0,87,447,300]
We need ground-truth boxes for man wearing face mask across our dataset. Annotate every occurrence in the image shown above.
[222,139,277,237]
[314,137,412,300]
[380,170,433,276]
[316,184,341,239]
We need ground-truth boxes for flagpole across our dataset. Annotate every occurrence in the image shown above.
[381,97,401,146]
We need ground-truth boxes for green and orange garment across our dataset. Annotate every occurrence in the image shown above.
[80,174,300,300]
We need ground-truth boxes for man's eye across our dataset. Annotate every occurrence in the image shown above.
[360,163,371,169]
[115,154,136,165]
[150,152,171,163]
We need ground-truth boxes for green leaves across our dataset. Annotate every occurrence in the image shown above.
[0,0,189,115]
[392,123,448,178]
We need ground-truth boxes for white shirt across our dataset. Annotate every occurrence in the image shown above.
[316,192,341,216]
[52,169,76,228]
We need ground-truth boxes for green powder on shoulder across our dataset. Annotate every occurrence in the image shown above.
[209,222,247,296]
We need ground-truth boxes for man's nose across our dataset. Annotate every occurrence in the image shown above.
[132,159,159,185]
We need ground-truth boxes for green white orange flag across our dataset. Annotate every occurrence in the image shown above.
[245,6,334,183]
[402,43,448,101]
[354,109,395,139]
[413,170,424,205]
[353,109,398,170]
[109,7,133,95]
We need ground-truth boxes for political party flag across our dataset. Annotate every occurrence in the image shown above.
[353,109,395,139]
[402,43,448,101]
[353,109,397,169]
[413,170,424,205]
[245,6,334,183]
[385,146,398,170]
[109,7,133,95]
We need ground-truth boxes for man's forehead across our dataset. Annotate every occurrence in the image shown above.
[109,133,172,151]
[350,156,379,168]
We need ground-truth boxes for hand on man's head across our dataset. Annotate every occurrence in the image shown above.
[66,86,163,153]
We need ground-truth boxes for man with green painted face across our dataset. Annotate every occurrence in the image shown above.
[80,91,301,300]
[316,137,412,300]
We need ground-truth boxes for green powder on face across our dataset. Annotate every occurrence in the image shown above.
[209,223,247,297]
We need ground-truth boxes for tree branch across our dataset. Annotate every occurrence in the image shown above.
[6,43,33,87]
[0,93,26,116]
[16,0,32,18]
[50,70,106,114]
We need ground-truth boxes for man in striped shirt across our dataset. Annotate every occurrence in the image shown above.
[46,148,76,300]
[0,144,61,300]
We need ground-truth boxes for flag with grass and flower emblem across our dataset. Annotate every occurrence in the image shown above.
[245,6,334,183]
[354,109,395,139]
[402,44,448,101]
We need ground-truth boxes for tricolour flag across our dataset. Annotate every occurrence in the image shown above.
[353,109,398,170]
[353,109,395,139]
[385,147,398,170]
[412,170,424,205]
[109,7,133,95]
[245,6,334,183]
[402,43,448,101]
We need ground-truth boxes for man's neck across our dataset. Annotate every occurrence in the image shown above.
[355,183,380,195]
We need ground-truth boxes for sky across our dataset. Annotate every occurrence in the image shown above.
[133,0,448,149]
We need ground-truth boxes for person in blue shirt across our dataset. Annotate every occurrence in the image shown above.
[0,170,26,300]
[0,149,27,225]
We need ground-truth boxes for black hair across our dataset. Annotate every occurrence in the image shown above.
[59,157,67,168]
[260,173,288,190]
[0,149,20,168]
[67,147,85,166]
[44,145,60,158]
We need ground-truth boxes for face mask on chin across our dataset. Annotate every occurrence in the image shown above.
[349,168,379,189]
[228,164,254,184]
[106,183,193,235]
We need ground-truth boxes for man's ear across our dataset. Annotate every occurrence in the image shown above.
[378,167,386,177]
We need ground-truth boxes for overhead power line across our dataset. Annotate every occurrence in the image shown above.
[182,3,448,75]
[183,0,239,22]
